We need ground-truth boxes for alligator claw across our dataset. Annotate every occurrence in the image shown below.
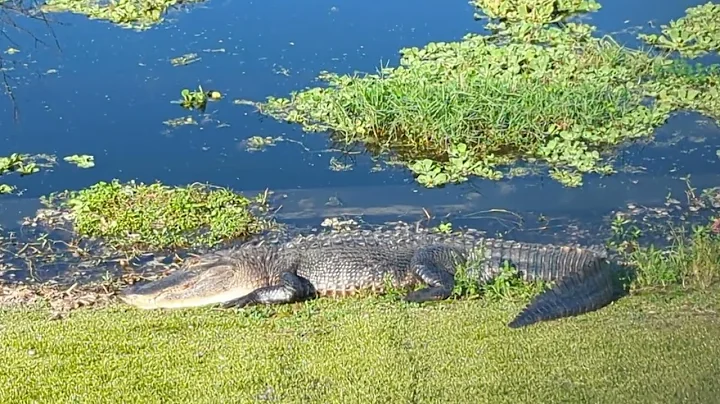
[404,287,453,303]
[222,295,254,309]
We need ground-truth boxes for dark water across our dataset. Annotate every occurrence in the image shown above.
[0,0,719,263]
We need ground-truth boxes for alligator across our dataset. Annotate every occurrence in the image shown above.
[118,224,628,328]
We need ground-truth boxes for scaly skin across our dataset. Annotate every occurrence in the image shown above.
[118,224,625,328]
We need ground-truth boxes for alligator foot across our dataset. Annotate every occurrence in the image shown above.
[222,272,317,309]
[404,247,456,303]
[404,286,453,303]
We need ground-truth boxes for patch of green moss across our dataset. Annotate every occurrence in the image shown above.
[254,1,720,188]
[48,180,269,251]
[1,290,720,403]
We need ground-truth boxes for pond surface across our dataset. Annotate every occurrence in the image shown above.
[0,0,719,266]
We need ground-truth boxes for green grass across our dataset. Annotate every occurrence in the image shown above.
[607,215,720,291]
[1,291,720,403]
[628,225,720,289]
[1,211,719,403]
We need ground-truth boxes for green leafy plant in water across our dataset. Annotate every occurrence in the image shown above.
[64,154,95,168]
[649,60,720,123]
[254,2,720,189]
[177,86,209,111]
[471,0,602,25]
[0,153,51,194]
[409,143,503,187]
[408,160,448,188]
[1,153,26,176]
[547,168,581,187]
[257,23,675,188]
[52,180,270,251]
[1,154,40,177]
[639,2,720,59]
[41,0,206,30]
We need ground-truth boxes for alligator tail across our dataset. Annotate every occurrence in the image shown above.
[507,258,623,328]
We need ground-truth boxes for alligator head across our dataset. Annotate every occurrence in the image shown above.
[117,246,280,309]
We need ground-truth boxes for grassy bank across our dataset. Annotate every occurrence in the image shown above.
[0,217,719,403]
[1,290,720,403]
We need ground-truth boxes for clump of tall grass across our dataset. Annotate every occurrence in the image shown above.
[259,31,671,186]
[264,34,660,156]
[626,222,720,291]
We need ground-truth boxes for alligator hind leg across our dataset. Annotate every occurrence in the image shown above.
[403,246,456,303]
[221,272,317,309]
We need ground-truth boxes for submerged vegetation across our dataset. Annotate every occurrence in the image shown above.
[256,0,720,187]
[43,180,270,251]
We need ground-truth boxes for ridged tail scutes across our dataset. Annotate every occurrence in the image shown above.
[507,258,622,328]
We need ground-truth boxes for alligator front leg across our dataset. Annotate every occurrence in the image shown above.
[221,272,317,309]
[404,246,456,303]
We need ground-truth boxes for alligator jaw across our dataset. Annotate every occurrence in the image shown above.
[117,286,257,309]
[117,264,258,309]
